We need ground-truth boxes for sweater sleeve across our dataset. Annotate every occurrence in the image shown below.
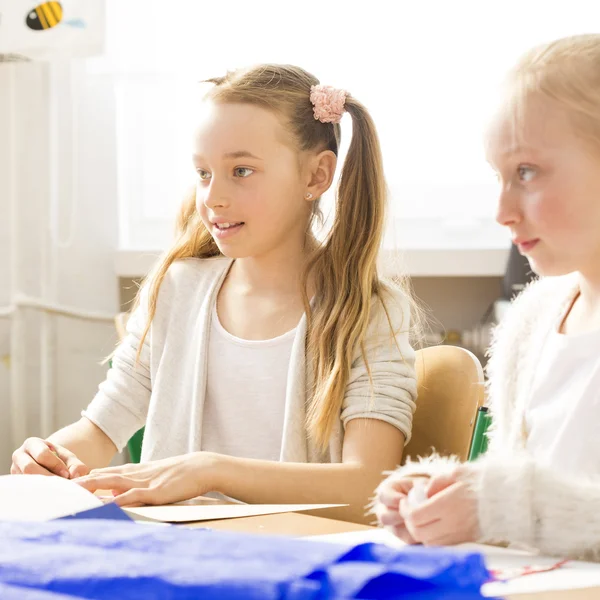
[82,287,152,452]
[340,286,417,443]
[460,454,600,562]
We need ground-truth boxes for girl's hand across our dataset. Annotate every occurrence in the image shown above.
[11,438,90,479]
[373,474,424,544]
[75,452,222,507]
[402,466,481,546]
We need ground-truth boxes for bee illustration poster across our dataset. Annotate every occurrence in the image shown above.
[0,1,104,60]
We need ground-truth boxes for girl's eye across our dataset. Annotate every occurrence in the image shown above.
[196,169,211,181]
[234,167,254,178]
[517,165,536,183]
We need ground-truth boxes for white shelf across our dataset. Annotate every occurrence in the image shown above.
[379,248,509,277]
[115,247,510,279]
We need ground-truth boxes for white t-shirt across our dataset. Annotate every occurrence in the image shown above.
[201,303,297,461]
[525,316,600,475]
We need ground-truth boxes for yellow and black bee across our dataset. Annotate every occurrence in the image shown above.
[26,2,63,31]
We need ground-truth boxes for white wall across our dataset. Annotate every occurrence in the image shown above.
[0,61,119,474]
[411,277,503,333]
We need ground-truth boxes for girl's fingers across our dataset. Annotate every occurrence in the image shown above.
[372,494,404,525]
[389,523,416,544]
[51,445,90,479]
[377,488,404,510]
[408,483,462,527]
[379,508,404,527]
[407,517,451,546]
[89,463,138,476]
[77,474,141,494]
[13,451,57,477]
[377,477,414,500]
[113,489,146,507]
[399,496,414,520]
[114,487,155,507]
[426,472,458,498]
[24,439,69,477]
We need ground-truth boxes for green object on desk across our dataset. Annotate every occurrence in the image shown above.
[127,427,145,463]
[468,406,492,461]
[108,358,145,464]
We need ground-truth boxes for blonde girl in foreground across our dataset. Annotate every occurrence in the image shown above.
[375,34,600,557]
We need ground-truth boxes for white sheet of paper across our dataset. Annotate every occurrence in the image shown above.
[124,503,347,523]
[480,551,600,597]
[311,529,600,596]
[0,474,102,521]
[312,528,406,547]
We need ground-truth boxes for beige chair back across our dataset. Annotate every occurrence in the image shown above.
[403,345,485,463]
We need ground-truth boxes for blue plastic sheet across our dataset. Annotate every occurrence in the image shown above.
[0,520,492,599]
[57,502,134,522]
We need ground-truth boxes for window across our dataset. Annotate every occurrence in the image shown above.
[93,0,598,250]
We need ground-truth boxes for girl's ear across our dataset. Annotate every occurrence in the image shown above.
[305,150,337,201]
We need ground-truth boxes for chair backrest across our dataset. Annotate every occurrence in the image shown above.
[402,345,485,464]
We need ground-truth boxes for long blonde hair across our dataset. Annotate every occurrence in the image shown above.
[136,64,412,449]
[503,34,600,151]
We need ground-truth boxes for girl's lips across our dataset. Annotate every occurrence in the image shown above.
[213,222,244,239]
[515,239,539,253]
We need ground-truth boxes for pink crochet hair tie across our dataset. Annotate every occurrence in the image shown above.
[310,84,348,124]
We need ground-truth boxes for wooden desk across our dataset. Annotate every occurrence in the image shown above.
[187,511,374,536]
[510,590,600,600]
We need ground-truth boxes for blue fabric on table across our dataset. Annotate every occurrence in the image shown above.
[57,502,134,522]
[0,520,492,599]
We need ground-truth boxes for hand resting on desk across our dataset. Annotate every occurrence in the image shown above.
[76,452,221,507]
[11,438,90,479]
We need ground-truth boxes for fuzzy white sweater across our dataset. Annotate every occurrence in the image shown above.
[389,273,600,561]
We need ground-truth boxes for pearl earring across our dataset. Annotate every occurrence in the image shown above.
[305,192,313,200]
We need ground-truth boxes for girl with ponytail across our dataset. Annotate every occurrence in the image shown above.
[12,65,417,523]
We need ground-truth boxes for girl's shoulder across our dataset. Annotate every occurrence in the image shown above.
[487,273,579,364]
[364,281,413,341]
[161,256,232,296]
[167,255,232,275]
[503,273,578,326]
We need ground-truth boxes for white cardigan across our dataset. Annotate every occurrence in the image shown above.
[391,273,600,561]
[84,257,417,465]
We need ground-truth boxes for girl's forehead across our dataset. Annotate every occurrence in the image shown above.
[192,102,288,155]
[485,95,577,163]
[195,102,276,134]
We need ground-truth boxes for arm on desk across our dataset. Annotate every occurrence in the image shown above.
[78,419,405,525]
[11,418,117,478]
[47,417,118,471]
[462,454,600,562]
[216,419,405,524]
